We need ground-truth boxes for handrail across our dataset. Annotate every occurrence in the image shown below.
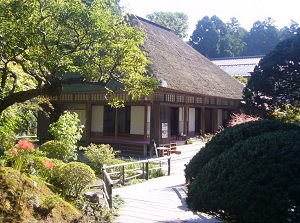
[101,156,171,209]
[102,166,114,209]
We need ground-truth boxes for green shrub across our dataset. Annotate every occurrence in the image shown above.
[31,156,56,181]
[186,120,300,223]
[84,144,121,175]
[47,111,84,161]
[40,140,73,162]
[149,162,164,179]
[56,162,96,198]
[185,120,300,182]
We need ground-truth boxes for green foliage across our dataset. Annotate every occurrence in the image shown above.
[243,31,300,118]
[190,16,298,58]
[30,156,55,180]
[243,17,280,55]
[146,11,189,38]
[0,0,156,113]
[271,104,300,125]
[56,162,96,198]
[40,140,74,162]
[190,15,247,58]
[4,140,37,172]
[84,143,121,175]
[186,120,300,222]
[0,167,82,222]
[38,195,60,217]
[0,98,53,150]
[185,120,300,182]
[47,111,84,161]
[0,106,23,149]
[186,137,198,144]
[148,162,164,179]
[235,76,248,85]
[190,16,222,58]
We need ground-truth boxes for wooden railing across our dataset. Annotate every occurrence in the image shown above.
[102,156,171,209]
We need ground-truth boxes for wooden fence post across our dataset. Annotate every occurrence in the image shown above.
[168,157,171,176]
[145,161,149,180]
[122,165,125,185]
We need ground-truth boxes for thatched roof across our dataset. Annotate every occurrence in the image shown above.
[135,16,244,100]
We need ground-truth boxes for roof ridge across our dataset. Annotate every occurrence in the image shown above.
[134,15,172,32]
[210,55,265,60]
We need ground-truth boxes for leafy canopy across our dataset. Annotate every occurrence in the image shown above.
[243,30,300,117]
[146,11,189,38]
[0,0,157,113]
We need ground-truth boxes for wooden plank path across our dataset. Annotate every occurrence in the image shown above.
[113,144,220,223]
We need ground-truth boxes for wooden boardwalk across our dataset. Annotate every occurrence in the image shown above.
[113,144,220,223]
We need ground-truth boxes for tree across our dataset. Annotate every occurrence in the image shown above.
[223,17,247,57]
[189,16,221,58]
[0,0,157,114]
[146,11,189,38]
[280,20,299,40]
[243,30,300,117]
[41,111,84,161]
[243,17,280,55]
[190,16,247,58]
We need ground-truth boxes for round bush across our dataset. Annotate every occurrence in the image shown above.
[56,162,96,198]
[40,140,74,162]
[186,120,300,223]
[84,143,122,175]
[185,120,300,182]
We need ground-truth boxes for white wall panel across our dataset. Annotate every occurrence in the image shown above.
[130,106,144,135]
[189,108,195,132]
[91,106,104,132]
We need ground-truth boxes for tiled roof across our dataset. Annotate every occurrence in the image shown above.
[211,56,264,77]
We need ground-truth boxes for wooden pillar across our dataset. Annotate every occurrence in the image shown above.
[144,105,148,140]
[151,103,160,145]
[184,106,188,136]
[212,108,218,133]
[200,107,205,136]
[86,103,91,140]
[114,108,118,137]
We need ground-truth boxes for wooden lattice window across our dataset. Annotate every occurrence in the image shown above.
[166,94,176,102]
[204,98,209,104]
[176,95,185,103]
[187,96,195,104]
[60,94,73,101]
[74,94,89,101]
[155,93,165,102]
[195,97,203,104]
[223,100,229,106]
[210,98,215,105]
[91,93,105,101]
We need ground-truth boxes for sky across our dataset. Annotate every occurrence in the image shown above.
[119,0,300,37]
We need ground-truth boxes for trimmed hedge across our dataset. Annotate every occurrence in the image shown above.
[186,120,300,223]
[185,120,300,182]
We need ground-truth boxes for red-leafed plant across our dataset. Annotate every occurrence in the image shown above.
[227,113,261,127]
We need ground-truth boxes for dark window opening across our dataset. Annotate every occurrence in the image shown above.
[195,108,201,134]
[170,107,179,137]
[118,106,131,134]
[103,106,115,135]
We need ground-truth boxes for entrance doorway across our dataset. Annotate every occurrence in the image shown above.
[103,106,115,136]
[170,107,179,137]
[195,108,201,135]
[205,109,213,133]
